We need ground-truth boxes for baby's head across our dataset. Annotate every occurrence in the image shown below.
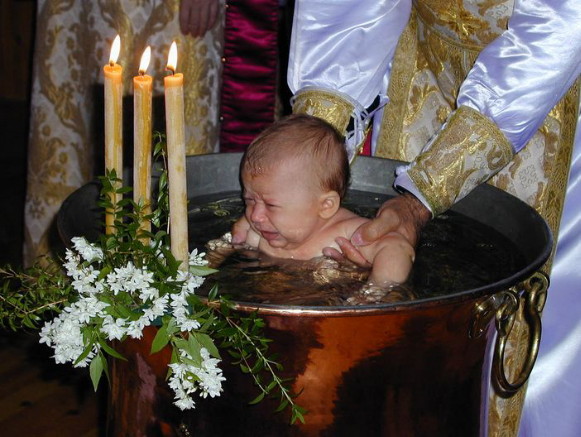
[241,114,349,198]
[240,115,350,250]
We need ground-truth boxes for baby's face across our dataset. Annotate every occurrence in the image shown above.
[241,160,325,251]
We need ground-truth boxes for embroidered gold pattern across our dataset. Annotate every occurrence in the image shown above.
[414,0,514,47]
[486,79,578,437]
[376,11,453,162]
[406,106,513,215]
[291,88,354,135]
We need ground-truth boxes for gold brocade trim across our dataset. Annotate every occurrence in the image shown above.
[291,88,355,136]
[407,105,514,216]
[488,78,580,273]
[376,10,452,161]
[413,0,513,48]
[376,14,418,161]
[539,79,580,271]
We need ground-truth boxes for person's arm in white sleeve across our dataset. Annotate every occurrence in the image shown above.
[395,0,581,215]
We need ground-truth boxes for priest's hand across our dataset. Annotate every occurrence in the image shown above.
[179,0,220,38]
[323,192,431,269]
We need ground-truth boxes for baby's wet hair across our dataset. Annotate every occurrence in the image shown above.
[242,114,350,198]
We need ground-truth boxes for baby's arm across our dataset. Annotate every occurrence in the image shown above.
[207,216,262,268]
[362,233,415,286]
[231,215,261,248]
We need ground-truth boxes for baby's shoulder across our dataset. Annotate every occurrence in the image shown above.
[331,208,369,237]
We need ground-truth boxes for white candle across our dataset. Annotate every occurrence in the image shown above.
[133,46,153,239]
[103,35,123,234]
[164,42,188,270]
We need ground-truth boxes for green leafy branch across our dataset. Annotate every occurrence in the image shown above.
[0,259,73,330]
[221,307,307,424]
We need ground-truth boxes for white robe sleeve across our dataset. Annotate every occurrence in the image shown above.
[457,0,581,153]
[288,0,411,109]
[395,0,581,211]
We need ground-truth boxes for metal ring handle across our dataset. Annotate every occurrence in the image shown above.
[492,271,549,396]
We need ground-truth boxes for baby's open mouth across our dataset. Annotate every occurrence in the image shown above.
[260,230,279,241]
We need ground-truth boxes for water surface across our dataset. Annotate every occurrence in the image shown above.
[188,191,524,306]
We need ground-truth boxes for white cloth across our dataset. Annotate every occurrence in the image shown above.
[288,0,410,160]
[457,0,581,153]
[518,111,581,437]
[288,0,410,109]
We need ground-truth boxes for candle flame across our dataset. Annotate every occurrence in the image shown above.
[109,35,121,65]
[139,46,151,75]
[166,41,178,74]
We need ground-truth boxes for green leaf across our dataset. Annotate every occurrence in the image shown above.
[165,317,180,336]
[251,358,264,374]
[101,354,111,383]
[227,349,241,360]
[22,315,37,329]
[98,338,126,361]
[274,399,289,412]
[153,231,167,241]
[89,355,104,392]
[200,314,216,332]
[74,343,94,366]
[113,304,132,319]
[189,265,218,277]
[266,379,278,393]
[248,392,265,405]
[117,186,133,195]
[186,334,203,365]
[173,338,189,351]
[208,283,220,301]
[98,265,112,280]
[151,324,170,354]
[195,333,221,359]
[291,407,306,425]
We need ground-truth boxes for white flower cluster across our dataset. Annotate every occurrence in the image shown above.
[168,347,226,410]
[39,296,107,367]
[38,237,223,409]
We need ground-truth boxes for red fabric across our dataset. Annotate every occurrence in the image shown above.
[361,129,372,156]
[219,0,280,153]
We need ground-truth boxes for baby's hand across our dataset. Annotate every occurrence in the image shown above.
[205,232,235,268]
[206,232,233,250]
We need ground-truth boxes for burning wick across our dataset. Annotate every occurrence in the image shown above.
[166,41,178,76]
[109,34,121,68]
[139,46,151,77]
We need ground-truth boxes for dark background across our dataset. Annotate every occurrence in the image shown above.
[0,0,32,267]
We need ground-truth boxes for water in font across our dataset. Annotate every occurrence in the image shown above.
[187,191,524,306]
